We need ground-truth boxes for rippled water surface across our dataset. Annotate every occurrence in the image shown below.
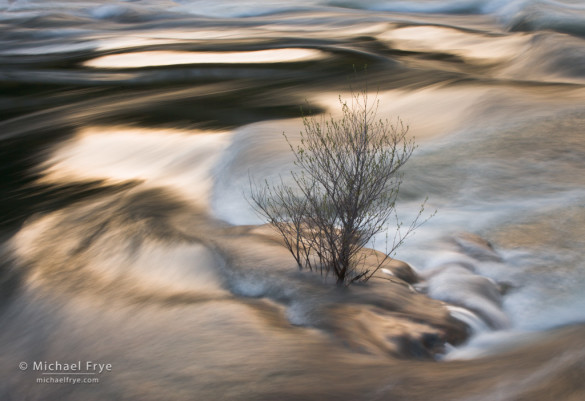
[2,1,585,400]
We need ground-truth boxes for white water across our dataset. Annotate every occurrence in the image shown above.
[203,82,585,357]
[35,85,585,357]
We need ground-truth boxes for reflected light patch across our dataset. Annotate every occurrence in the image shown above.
[309,87,490,140]
[41,126,231,207]
[84,48,324,68]
[379,26,530,63]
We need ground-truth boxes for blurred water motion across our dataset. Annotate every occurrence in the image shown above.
[1,0,585,400]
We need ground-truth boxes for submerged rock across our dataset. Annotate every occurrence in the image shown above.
[362,249,420,284]
[385,259,420,285]
[452,232,503,263]
[320,303,465,360]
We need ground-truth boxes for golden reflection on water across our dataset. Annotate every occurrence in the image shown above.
[378,26,530,63]
[40,126,231,207]
[84,48,324,68]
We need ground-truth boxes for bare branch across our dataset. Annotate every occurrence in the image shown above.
[248,88,431,286]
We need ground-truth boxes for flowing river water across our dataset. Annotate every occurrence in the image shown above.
[1,1,585,400]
